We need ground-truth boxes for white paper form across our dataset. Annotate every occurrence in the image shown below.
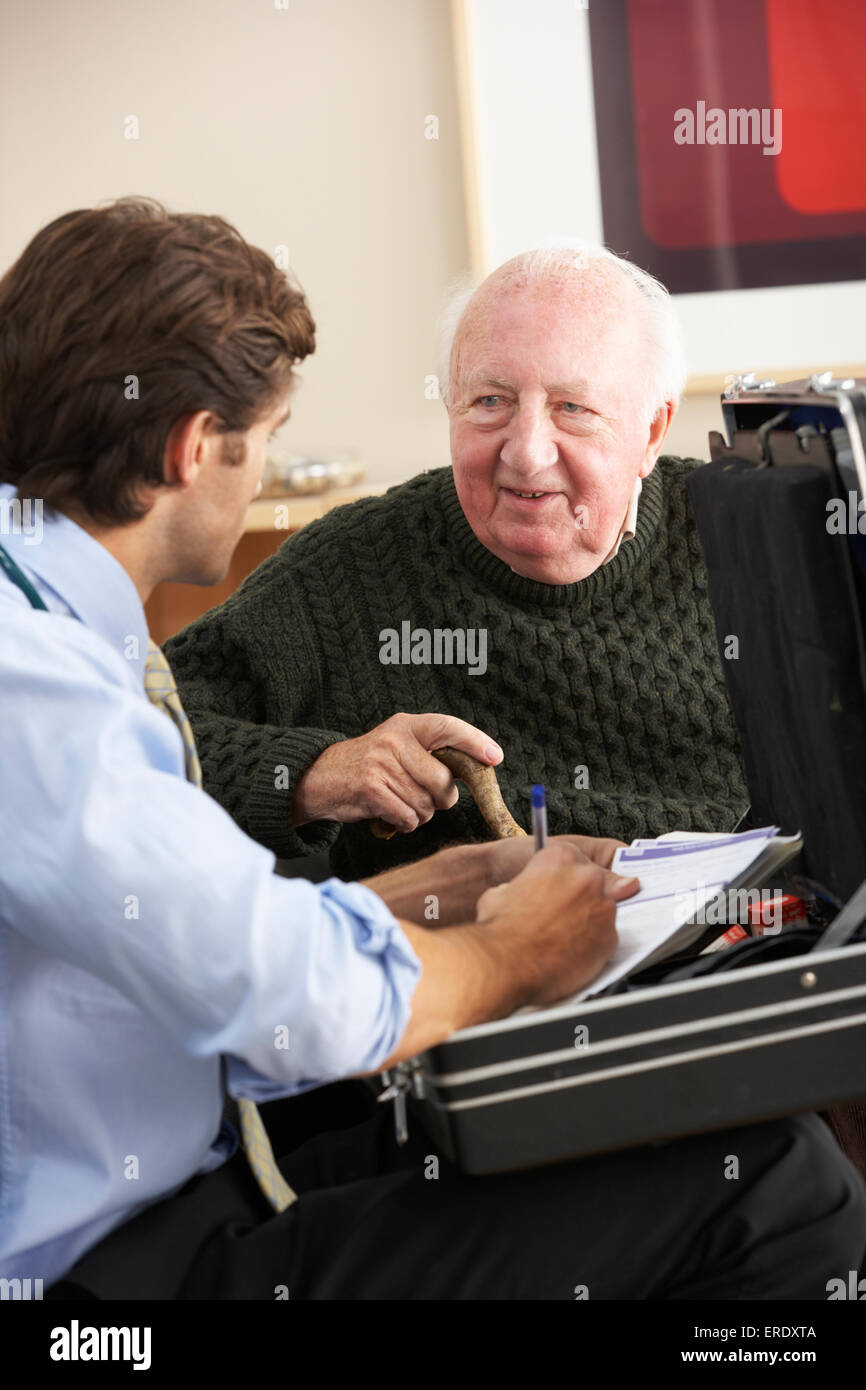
[570,826,780,1001]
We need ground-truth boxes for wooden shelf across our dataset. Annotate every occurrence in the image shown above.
[685,364,866,395]
[147,486,387,645]
[244,485,386,533]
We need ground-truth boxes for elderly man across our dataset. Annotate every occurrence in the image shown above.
[167,245,747,880]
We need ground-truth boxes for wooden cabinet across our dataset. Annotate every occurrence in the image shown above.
[145,488,383,645]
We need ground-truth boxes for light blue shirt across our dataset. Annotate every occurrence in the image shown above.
[0,485,421,1287]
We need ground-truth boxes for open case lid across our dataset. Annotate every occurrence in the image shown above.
[716,371,866,507]
[687,373,866,904]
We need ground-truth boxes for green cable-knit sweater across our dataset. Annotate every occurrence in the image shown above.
[165,457,748,880]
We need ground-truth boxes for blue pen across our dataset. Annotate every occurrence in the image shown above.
[531,784,548,851]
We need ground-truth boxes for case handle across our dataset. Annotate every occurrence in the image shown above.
[814,878,866,951]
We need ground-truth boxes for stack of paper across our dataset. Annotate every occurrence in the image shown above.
[572,826,802,1001]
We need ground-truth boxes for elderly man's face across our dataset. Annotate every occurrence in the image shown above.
[448,276,671,584]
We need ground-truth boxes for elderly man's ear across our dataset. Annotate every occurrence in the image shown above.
[639,401,676,478]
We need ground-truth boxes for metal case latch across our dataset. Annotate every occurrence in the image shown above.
[378,1060,426,1145]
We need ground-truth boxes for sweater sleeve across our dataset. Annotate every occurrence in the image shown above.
[164,569,346,861]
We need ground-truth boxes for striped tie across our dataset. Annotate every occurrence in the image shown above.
[144,640,298,1213]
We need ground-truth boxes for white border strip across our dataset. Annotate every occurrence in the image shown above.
[426,981,866,1088]
[437,944,866,1044]
[438,1010,866,1112]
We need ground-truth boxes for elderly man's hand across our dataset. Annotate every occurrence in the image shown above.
[292,712,503,830]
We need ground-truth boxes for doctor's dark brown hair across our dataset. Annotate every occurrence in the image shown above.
[0,197,315,524]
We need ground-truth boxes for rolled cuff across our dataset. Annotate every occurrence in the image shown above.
[227,876,422,1097]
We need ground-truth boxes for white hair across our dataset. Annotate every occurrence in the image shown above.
[438,240,688,425]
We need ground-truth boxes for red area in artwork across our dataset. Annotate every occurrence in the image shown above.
[767,0,866,214]
[625,0,866,249]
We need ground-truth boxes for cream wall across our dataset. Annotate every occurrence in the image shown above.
[666,393,725,466]
[0,0,468,484]
[0,0,818,481]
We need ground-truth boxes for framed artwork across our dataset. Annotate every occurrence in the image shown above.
[451,0,866,383]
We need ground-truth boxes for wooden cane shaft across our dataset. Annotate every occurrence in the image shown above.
[370,746,527,840]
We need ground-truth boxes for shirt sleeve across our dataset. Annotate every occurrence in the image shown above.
[0,611,422,1088]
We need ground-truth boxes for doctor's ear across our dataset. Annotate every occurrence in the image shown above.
[162,412,218,489]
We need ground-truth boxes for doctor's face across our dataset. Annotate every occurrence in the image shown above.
[183,393,292,587]
[447,274,669,585]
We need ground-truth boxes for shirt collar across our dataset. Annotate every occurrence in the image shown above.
[0,484,149,683]
[603,476,642,565]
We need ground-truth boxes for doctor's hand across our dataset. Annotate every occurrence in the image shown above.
[483,833,636,894]
[474,842,632,1007]
[360,835,637,929]
[371,842,639,1067]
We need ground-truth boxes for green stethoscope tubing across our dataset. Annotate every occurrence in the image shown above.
[0,539,49,611]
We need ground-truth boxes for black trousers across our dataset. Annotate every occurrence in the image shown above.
[47,1082,866,1301]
